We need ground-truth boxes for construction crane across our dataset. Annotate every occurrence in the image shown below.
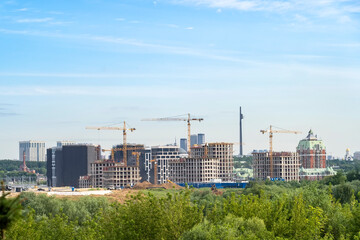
[102,146,141,166]
[142,113,203,154]
[260,125,301,178]
[86,121,135,166]
[132,152,140,168]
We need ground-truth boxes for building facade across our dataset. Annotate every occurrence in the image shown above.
[191,143,234,182]
[197,134,205,145]
[297,130,326,169]
[46,144,97,188]
[169,157,219,183]
[190,135,198,147]
[19,141,45,162]
[253,151,300,182]
[180,138,187,152]
[299,167,336,181]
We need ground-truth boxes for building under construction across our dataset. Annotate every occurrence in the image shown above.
[168,142,234,183]
[86,144,145,188]
[252,151,300,181]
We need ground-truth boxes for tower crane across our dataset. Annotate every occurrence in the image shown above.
[101,146,141,166]
[142,113,203,154]
[260,125,301,178]
[86,121,135,166]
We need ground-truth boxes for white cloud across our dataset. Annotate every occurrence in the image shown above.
[185,26,194,30]
[216,8,222,13]
[115,18,125,21]
[16,8,28,12]
[17,18,53,23]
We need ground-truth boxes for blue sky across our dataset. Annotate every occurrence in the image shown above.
[0,0,359,159]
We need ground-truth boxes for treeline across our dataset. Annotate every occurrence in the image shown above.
[0,160,46,176]
[3,175,360,239]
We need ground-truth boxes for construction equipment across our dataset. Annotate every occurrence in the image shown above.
[86,121,135,166]
[260,125,301,178]
[150,158,158,184]
[102,147,141,166]
[132,152,140,167]
[142,113,203,154]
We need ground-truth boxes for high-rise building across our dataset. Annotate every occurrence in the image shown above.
[57,141,76,148]
[253,151,300,182]
[19,141,45,162]
[145,146,185,184]
[197,133,205,145]
[47,144,97,187]
[190,134,198,147]
[190,143,234,182]
[297,130,326,168]
[180,138,187,151]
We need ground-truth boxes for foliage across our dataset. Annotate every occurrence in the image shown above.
[233,156,253,169]
[0,184,22,239]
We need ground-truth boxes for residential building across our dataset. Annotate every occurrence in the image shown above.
[191,143,234,181]
[57,141,76,148]
[253,150,300,182]
[297,130,326,169]
[169,157,219,183]
[19,141,45,162]
[145,145,185,184]
[46,144,97,188]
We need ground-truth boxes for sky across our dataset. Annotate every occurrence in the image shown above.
[0,0,359,159]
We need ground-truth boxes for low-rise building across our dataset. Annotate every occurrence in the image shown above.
[299,167,336,181]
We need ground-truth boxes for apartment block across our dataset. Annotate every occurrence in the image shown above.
[169,158,219,183]
[253,151,300,182]
[19,141,45,162]
[191,143,234,182]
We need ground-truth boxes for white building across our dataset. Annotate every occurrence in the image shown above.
[56,141,76,148]
[19,140,46,162]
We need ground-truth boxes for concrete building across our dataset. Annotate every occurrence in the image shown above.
[297,130,326,169]
[46,147,63,187]
[180,138,187,152]
[354,151,360,160]
[168,143,234,183]
[57,141,76,148]
[169,158,219,183]
[197,134,205,145]
[253,151,300,182]
[191,143,234,182]
[46,144,97,187]
[145,145,185,184]
[19,141,45,162]
[190,135,198,147]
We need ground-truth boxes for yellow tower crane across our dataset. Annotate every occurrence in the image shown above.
[260,125,301,178]
[142,113,203,154]
[86,121,135,166]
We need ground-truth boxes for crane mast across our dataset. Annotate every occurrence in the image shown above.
[86,121,135,166]
[260,125,301,178]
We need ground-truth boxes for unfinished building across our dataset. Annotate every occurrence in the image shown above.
[191,143,234,182]
[167,142,234,183]
[169,158,219,183]
[253,151,300,182]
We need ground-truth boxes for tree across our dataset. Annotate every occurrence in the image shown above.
[0,182,22,239]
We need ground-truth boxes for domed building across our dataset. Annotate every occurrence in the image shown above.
[297,129,326,169]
